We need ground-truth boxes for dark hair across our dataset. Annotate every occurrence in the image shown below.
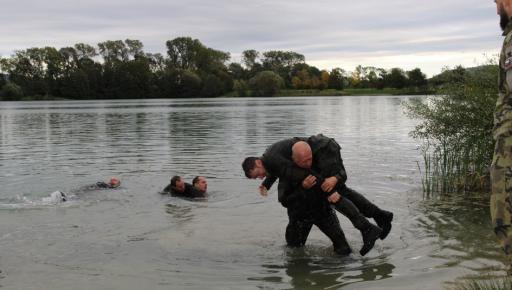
[242,157,259,178]
[170,176,181,187]
[192,176,202,186]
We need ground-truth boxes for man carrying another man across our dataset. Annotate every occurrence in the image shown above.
[242,134,393,256]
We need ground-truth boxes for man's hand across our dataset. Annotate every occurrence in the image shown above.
[259,185,268,197]
[302,175,317,189]
[321,176,338,192]
[327,192,341,203]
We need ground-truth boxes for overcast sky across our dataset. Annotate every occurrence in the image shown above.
[0,0,501,76]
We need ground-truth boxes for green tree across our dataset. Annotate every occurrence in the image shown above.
[125,39,144,59]
[328,68,345,90]
[249,70,284,97]
[166,37,202,70]
[386,68,408,89]
[98,40,128,66]
[242,49,259,70]
[233,79,249,97]
[74,43,97,61]
[0,82,24,100]
[200,74,224,97]
[180,70,202,98]
[407,68,427,88]
[228,62,245,80]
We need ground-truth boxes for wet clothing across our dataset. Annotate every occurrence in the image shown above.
[279,179,351,255]
[260,135,347,197]
[261,134,391,244]
[260,135,375,220]
[95,182,116,189]
[491,20,512,268]
[163,182,206,198]
[79,181,118,191]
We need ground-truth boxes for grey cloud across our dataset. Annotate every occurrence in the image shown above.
[0,0,502,75]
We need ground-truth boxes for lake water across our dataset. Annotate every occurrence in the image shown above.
[0,96,506,289]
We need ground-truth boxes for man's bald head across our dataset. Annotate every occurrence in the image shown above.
[292,141,313,169]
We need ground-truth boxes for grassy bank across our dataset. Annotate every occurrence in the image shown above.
[277,88,433,97]
[1,88,433,101]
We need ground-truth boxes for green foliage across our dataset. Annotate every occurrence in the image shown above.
[404,64,498,194]
[179,70,202,98]
[233,79,249,97]
[249,71,284,97]
[200,74,224,98]
[0,36,436,100]
[386,68,408,89]
[328,68,346,90]
[0,82,24,100]
[242,49,259,71]
[407,68,428,87]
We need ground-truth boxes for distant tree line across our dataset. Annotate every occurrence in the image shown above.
[0,37,432,100]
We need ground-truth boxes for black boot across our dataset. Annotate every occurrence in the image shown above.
[375,210,393,240]
[332,197,381,256]
[360,223,382,256]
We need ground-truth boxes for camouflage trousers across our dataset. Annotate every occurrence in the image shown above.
[490,132,512,270]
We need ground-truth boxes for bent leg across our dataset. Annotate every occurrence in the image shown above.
[333,197,370,229]
[332,198,382,256]
[343,186,393,240]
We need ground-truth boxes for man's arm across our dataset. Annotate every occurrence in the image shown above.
[277,178,306,208]
[262,153,320,187]
[261,176,278,190]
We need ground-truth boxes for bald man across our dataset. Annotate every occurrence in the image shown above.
[242,134,392,256]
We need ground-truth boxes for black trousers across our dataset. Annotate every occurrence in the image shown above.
[340,186,382,218]
[285,207,349,254]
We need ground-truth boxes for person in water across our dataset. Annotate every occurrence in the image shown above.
[163,175,207,198]
[243,134,393,256]
[55,177,121,202]
[92,177,121,189]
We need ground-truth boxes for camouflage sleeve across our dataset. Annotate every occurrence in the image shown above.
[495,32,512,138]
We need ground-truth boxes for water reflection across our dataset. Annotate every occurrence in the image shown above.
[256,254,396,290]
[417,193,507,274]
[164,203,194,222]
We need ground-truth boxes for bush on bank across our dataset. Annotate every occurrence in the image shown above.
[404,64,498,195]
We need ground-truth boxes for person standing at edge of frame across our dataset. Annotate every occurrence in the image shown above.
[491,0,512,275]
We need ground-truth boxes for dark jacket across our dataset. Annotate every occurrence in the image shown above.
[278,176,332,220]
[260,134,348,207]
[163,183,206,198]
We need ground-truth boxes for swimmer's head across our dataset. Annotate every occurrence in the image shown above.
[109,177,121,188]
[170,175,185,192]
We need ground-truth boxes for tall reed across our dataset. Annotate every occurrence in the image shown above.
[404,64,497,195]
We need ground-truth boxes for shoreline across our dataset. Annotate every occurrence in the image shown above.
[0,88,434,101]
